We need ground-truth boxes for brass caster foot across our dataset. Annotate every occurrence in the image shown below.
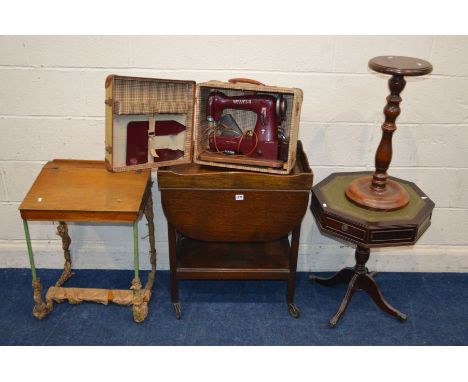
[288,303,300,318]
[397,312,407,322]
[173,302,182,320]
[328,317,338,328]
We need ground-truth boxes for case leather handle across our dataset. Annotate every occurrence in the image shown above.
[228,78,265,86]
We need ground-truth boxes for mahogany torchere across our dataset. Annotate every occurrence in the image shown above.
[158,141,312,319]
[346,56,433,211]
[309,56,435,327]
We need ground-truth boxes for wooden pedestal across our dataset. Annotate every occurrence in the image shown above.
[310,171,434,327]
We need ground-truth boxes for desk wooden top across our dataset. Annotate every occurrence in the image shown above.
[19,160,151,222]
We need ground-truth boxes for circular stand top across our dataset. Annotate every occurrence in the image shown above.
[369,56,433,76]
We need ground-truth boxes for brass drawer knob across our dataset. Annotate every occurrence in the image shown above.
[341,224,349,232]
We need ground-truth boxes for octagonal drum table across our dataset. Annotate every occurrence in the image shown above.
[310,172,434,327]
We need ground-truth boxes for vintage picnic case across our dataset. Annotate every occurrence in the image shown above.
[105,75,303,174]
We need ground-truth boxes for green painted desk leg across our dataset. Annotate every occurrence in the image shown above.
[23,220,51,319]
[131,220,147,323]
[133,221,140,281]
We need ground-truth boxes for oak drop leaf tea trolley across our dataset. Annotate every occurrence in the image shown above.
[158,142,313,319]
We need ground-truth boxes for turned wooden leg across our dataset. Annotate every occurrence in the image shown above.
[361,274,407,321]
[286,227,300,318]
[287,274,300,318]
[168,223,181,319]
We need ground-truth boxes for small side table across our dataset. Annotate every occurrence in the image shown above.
[19,160,157,323]
[310,173,434,326]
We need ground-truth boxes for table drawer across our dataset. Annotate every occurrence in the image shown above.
[369,228,416,244]
[323,216,366,242]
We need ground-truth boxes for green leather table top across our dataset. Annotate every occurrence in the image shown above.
[319,173,427,223]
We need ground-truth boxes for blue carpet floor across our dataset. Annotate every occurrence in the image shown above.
[0,269,467,345]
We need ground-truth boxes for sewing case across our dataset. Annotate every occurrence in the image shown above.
[105,75,303,174]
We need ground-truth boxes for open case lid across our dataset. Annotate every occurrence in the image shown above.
[105,74,197,172]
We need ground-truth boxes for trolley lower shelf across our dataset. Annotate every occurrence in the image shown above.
[176,237,291,280]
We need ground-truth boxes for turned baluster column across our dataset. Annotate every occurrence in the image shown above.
[371,75,406,192]
[354,246,370,274]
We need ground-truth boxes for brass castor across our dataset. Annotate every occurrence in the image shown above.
[329,317,339,328]
[397,312,408,321]
[173,302,182,320]
[288,303,300,318]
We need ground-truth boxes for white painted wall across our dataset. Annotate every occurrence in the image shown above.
[1,36,467,272]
